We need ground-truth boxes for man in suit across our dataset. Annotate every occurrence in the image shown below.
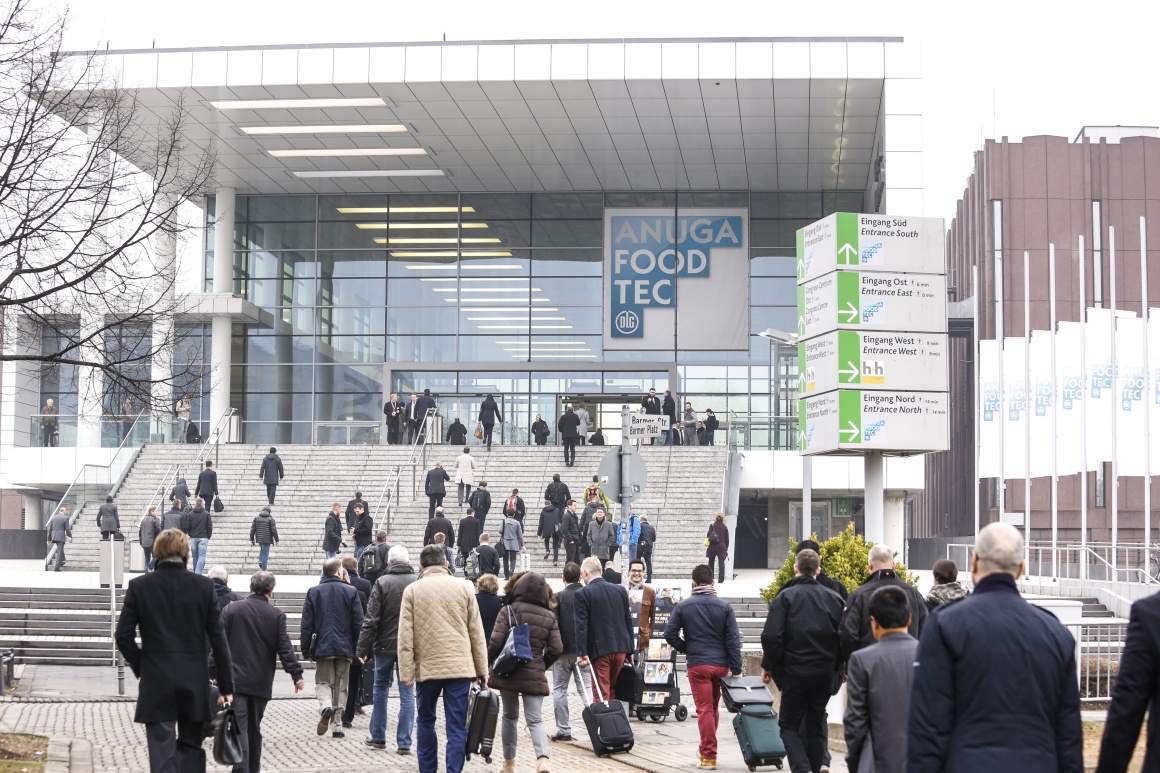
[195,460,218,509]
[478,393,503,451]
[641,388,661,445]
[345,492,369,531]
[115,528,234,772]
[844,586,919,773]
[1098,586,1160,772]
[469,482,492,531]
[220,571,304,773]
[97,495,119,539]
[457,508,481,562]
[574,556,635,702]
[424,462,449,519]
[550,562,588,742]
[413,389,437,444]
[45,506,71,572]
[560,500,582,567]
[384,393,405,445]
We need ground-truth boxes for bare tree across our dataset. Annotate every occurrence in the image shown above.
[0,0,216,415]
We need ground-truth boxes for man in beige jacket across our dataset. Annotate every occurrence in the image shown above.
[398,544,489,773]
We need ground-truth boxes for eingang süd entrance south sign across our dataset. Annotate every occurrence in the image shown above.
[603,208,750,351]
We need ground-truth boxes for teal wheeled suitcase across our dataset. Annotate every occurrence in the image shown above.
[732,704,785,771]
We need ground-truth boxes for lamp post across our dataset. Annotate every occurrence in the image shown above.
[758,328,810,541]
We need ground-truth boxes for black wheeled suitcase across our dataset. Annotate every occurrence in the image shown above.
[465,683,499,763]
[578,666,634,757]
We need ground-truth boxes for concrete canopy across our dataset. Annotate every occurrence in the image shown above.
[63,38,905,197]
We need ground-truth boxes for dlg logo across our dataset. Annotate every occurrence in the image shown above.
[614,310,639,336]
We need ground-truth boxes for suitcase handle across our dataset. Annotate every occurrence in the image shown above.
[574,663,598,705]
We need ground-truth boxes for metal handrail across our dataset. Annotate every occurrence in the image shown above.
[43,412,152,569]
[374,408,436,535]
[151,407,236,512]
[947,542,1160,586]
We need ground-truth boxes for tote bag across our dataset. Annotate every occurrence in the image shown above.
[490,606,533,677]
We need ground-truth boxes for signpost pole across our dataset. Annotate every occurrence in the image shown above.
[864,451,884,544]
[619,405,632,586]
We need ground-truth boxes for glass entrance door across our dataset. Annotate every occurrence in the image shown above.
[789,500,833,542]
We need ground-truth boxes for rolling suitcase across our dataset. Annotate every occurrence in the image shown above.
[465,683,499,763]
[733,704,786,771]
[721,675,774,713]
[578,665,634,757]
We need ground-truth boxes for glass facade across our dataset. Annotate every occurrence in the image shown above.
[207,190,863,446]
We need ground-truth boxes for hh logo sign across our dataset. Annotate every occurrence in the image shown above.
[609,213,743,338]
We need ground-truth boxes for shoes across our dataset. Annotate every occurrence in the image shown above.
[501,760,516,773]
[553,561,558,566]
[317,707,334,735]
[543,552,550,560]
[536,757,551,773]
[364,739,386,750]
[697,758,717,769]
[549,732,572,742]
[341,722,353,728]
[396,748,411,755]
[332,729,345,739]
[819,767,830,773]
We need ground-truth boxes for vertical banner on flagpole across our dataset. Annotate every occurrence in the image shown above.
[1086,307,1115,468]
[1115,316,1146,477]
[1003,337,1028,480]
[1029,330,1054,478]
[1056,321,1083,476]
[979,339,1001,478]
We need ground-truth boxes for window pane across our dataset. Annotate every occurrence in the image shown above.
[317,251,387,277]
[243,421,313,444]
[248,276,316,307]
[243,221,316,251]
[314,392,381,421]
[314,364,383,393]
[318,276,386,306]
[533,276,601,304]
[315,335,385,365]
[459,336,533,361]
[387,305,456,335]
[532,193,603,218]
[751,277,797,305]
[531,248,602,276]
[391,371,458,393]
[532,220,602,248]
[318,307,385,336]
[677,191,749,208]
[751,306,796,334]
[244,196,316,222]
[750,220,780,248]
[246,250,316,279]
[388,277,459,306]
[750,254,796,276]
[605,192,678,208]
[241,365,313,393]
[388,335,457,363]
[243,333,314,364]
[461,193,532,220]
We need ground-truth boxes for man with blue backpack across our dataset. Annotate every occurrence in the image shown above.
[616,511,642,563]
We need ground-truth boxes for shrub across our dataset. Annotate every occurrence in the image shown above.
[758,522,917,605]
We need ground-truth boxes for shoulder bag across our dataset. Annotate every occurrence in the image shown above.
[490,605,533,677]
[474,422,483,439]
[213,496,224,513]
[212,702,244,765]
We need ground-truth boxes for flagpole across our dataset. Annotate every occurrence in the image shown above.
[1024,252,1032,574]
[974,264,981,539]
[1141,216,1151,570]
[1111,227,1119,564]
[997,242,1006,525]
[1079,235,1088,580]
[1050,244,1058,578]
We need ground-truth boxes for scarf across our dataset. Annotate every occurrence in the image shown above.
[692,584,717,596]
[629,579,645,590]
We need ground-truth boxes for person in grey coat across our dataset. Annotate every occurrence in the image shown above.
[259,448,284,505]
[574,403,590,445]
[97,496,120,539]
[585,508,616,562]
[138,507,161,571]
[499,512,525,580]
[46,506,71,572]
[844,586,919,773]
[169,478,191,511]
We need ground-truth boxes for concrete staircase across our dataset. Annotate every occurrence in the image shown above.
[59,443,730,581]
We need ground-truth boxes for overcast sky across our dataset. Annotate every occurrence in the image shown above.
[41,0,1160,222]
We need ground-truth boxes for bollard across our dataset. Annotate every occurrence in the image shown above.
[117,650,125,696]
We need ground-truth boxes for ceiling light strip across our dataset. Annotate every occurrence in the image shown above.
[270,148,427,158]
[338,207,475,214]
[356,223,488,230]
[295,170,444,179]
[211,97,387,109]
[242,124,407,135]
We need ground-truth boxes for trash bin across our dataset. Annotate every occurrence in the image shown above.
[99,538,125,588]
[128,539,145,572]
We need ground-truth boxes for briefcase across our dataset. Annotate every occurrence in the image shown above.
[578,665,634,757]
[465,683,499,763]
[721,675,773,713]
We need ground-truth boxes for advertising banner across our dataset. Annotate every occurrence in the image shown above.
[797,270,947,339]
[1028,331,1053,478]
[1115,317,1146,476]
[1002,337,1027,480]
[978,339,1001,478]
[604,208,749,351]
[800,330,948,395]
[796,213,946,283]
[1085,308,1114,466]
[798,389,949,455]
[1056,322,1083,476]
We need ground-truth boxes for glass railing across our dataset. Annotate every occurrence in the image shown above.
[29,413,185,448]
[726,413,799,451]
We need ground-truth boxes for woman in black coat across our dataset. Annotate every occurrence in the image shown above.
[114,528,233,770]
[531,415,550,446]
[322,504,344,558]
[706,513,730,583]
[475,573,503,643]
[487,571,563,771]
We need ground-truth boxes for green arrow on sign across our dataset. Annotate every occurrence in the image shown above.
[797,285,806,336]
[796,227,806,279]
[839,390,862,444]
[836,212,859,265]
[837,330,862,384]
[798,399,807,451]
[837,272,860,325]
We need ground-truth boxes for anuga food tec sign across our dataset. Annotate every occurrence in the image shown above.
[603,208,749,351]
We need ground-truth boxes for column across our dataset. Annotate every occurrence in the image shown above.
[209,188,235,429]
[883,494,907,558]
[76,298,105,447]
[150,195,177,435]
[864,450,885,544]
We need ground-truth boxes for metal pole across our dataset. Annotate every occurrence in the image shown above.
[973,264,981,539]
[997,245,1006,522]
[109,533,116,667]
[117,651,125,696]
[1024,252,1032,574]
[1050,245,1058,579]
[1079,235,1088,580]
[1142,216,1151,567]
[619,405,632,586]
[1111,227,1119,561]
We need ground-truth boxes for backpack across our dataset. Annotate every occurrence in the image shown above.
[585,484,600,503]
[464,548,482,581]
[359,543,387,582]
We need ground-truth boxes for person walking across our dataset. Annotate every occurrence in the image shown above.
[470,482,492,531]
[479,393,503,450]
[160,500,185,533]
[397,544,489,773]
[359,531,393,586]
[794,540,848,600]
[1097,584,1160,772]
[219,571,304,773]
[475,534,502,581]
[627,558,656,651]
[557,406,580,467]
[424,461,449,519]
[454,447,476,505]
[115,528,233,772]
[907,523,1082,772]
[589,429,606,445]
[925,558,971,611]
[682,402,699,446]
[574,402,590,445]
[545,472,570,511]
[550,562,587,742]
[618,510,642,563]
[761,548,844,773]
[384,392,406,445]
[531,414,550,446]
[664,564,743,769]
[586,507,616,565]
[323,504,344,559]
[137,506,160,571]
[502,489,526,527]
[637,514,656,583]
[46,506,71,572]
[703,409,719,446]
[839,544,928,661]
[175,394,191,441]
[185,498,213,574]
[357,545,418,754]
[574,556,635,703]
[458,508,482,560]
[258,447,284,505]
[560,500,582,566]
[476,573,503,642]
[169,477,191,512]
[351,502,374,560]
[662,389,678,445]
[97,495,120,540]
[705,513,729,584]
[537,496,562,566]
[249,507,278,571]
[301,557,364,738]
[445,417,468,446]
[340,556,372,730]
[488,571,563,773]
[195,460,218,511]
[499,508,525,580]
[843,586,919,773]
[423,507,455,550]
[345,492,369,531]
[415,389,438,443]
[406,393,423,444]
[210,566,241,610]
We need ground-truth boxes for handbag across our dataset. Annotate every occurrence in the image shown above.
[212,703,244,765]
[490,606,533,677]
[707,528,720,545]
[474,423,483,440]
[213,496,224,513]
